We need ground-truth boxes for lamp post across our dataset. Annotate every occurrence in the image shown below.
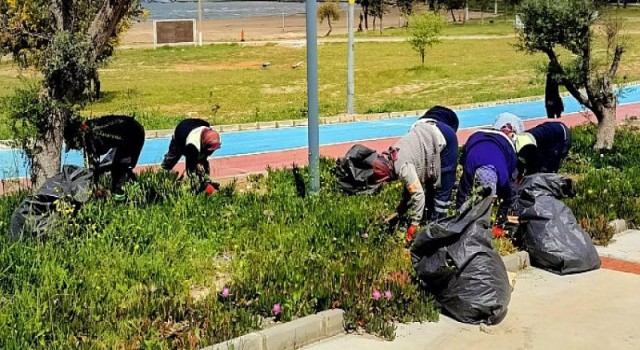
[306,1,320,193]
[347,0,355,115]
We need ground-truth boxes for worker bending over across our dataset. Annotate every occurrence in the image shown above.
[161,118,222,184]
[370,107,458,242]
[64,115,145,201]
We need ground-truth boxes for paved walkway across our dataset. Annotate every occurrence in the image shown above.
[305,230,640,350]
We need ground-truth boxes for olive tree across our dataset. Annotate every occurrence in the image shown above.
[0,0,140,186]
[408,12,445,65]
[318,0,341,37]
[517,0,625,150]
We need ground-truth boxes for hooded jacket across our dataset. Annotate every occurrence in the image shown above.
[457,129,518,208]
[392,120,445,224]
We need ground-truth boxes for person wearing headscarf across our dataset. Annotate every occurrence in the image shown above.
[457,113,525,224]
[161,118,222,179]
[418,106,460,221]
[370,118,451,242]
[64,115,145,201]
[523,121,572,174]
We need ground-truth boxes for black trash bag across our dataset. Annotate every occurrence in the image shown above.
[10,165,93,240]
[411,196,511,325]
[332,144,382,195]
[515,173,600,275]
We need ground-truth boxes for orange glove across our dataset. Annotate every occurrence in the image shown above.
[407,224,418,242]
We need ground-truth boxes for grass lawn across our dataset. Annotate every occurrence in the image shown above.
[1,8,640,140]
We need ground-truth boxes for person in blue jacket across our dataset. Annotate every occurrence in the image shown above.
[419,106,459,221]
[456,113,526,224]
[524,121,572,174]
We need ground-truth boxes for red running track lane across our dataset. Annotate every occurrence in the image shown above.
[3,103,638,193]
[160,102,640,179]
[600,257,640,275]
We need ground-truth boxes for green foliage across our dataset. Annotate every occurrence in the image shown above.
[0,161,437,348]
[408,12,445,65]
[317,0,341,24]
[42,31,93,104]
[517,0,596,56]
[563,125,640,244]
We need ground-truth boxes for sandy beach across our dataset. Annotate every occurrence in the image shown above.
[123,7,403,44]
[122,7,491,45]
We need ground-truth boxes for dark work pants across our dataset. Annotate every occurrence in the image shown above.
[426,169,456,221]
[111,126,145,194]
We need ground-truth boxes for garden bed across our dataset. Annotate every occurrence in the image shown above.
[0,160,436,348]
[0,124,637,348]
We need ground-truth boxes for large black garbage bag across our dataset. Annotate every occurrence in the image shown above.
[411,197,511,324]
[10,165,93,240]
[516,173,600,275]
[332,144,382,195]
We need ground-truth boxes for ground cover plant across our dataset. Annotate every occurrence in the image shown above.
[563,124,640,245]
[0,160,438,349]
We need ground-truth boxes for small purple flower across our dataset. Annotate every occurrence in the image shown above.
[361,232,369,239]
[372,289,381,301]
[221,287,230,298]
[273,303,281,315]
[384,290,393,300]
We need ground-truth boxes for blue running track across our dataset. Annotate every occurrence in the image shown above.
[1,85,639,180]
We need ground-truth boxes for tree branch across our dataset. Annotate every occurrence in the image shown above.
[543,47,592,109]
[607,45,624,81]
[87,0,134,63]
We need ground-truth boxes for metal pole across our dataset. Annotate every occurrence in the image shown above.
[494,0,498,15]
[198,0,203,45]
[347,1,355,115]
[306,0,320,193]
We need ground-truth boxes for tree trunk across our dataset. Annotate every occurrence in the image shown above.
[594,104,617,150]
[373,17,376,30]
[363,7,369,31]
[450,9,456,23]
[379,15,382,34]
[421,50,425,65]
[326,17,332,37]
[31,106,66,187]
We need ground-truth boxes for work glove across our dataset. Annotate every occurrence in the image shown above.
[406,224,418,242]
[492,225,506,238]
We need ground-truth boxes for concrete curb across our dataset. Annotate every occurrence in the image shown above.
[502,251,531,273]
[201,309,344,350]
[202,252,530,350]
[609,219,628,235]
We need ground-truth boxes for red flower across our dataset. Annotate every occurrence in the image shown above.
[205,184,215,195]
[80,122,89,132]
[492,226,505,238]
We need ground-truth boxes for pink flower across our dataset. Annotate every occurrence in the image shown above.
[361,232,369,239]
[221,287,230,298]
[273,303,281,315]
[384,290,392,300]
[372,289,381,301]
